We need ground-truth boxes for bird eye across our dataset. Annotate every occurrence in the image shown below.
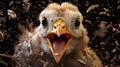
[74,19,80,27]
[42,18,47,27]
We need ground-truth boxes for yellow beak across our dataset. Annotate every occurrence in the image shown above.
[46,19,73,63]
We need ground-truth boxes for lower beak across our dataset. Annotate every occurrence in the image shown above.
[46,19,73,63]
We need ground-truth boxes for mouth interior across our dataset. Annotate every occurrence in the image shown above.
[48,34,71,56]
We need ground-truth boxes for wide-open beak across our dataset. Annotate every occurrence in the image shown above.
[46,19,73,63]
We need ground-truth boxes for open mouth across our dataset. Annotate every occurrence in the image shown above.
[46,33,73,62]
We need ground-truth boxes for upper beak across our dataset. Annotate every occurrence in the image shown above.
[46,19,73,63]
[52,19,69,37]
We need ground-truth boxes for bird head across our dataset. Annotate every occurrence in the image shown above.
[37,2,89,63]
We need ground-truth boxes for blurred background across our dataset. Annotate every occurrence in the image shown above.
[0,0,120,67]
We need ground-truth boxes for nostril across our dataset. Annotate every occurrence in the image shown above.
[54,26,57,29]
[62,26,64,29]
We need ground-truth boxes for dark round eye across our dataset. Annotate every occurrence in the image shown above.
[74,19,80,27]
[42,18,47,26]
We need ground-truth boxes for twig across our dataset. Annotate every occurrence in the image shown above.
[0,54,12,59]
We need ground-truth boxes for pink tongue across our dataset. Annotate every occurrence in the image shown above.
[53,39,65,55]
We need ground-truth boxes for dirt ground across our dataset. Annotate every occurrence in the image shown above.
[0,0,120,67]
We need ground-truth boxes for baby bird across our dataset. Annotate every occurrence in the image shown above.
[14,2,103,67]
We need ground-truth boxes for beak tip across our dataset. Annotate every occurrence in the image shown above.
[54,55,61,63]
[55,60,60,63]
[57,34,61,37]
